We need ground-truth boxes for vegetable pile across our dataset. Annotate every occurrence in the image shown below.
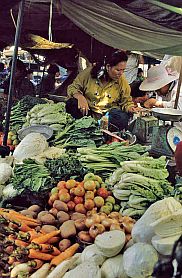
[47,173,135,244]
[54,116,103,149]
[0,207,79,277]
[109,156,174,218]
[7,96,47,132]
[77,143,149,179]
[24,102,73,131]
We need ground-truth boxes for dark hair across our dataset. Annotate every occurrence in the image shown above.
[47,64,59,75]
[130,81,146,97]
[91,50,128,79]
[0,62,4,72]
[27,69,33,74]
[9,59,26,73]
[137,68,143,74]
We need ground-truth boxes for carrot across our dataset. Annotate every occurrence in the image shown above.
[32,230,60,245]
[8,234,16,241]
[0,210,39,224]
[28,259,44,270]
[18,231,41,242]
[28,249,54,261]
[15,239,29,248]
[50,243,79,266]
[29,243,53,253]
[29,243,61,256]
[47,236,60,244]
[10,222,33,232]
[51,246,61,256]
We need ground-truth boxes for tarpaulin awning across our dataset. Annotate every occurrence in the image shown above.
[61,0,182,55]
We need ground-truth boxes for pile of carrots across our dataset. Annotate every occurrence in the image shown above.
[0,208,79,277]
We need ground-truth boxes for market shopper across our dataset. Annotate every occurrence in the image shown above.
[66,50,139,131]
[38,64,60,98]
[140,65,181,110]
[175,141,182,176]
[2,59,35,100]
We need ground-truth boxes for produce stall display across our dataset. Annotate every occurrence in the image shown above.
[0,95,182,278]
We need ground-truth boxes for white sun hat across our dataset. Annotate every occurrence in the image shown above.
[139,64,179,91]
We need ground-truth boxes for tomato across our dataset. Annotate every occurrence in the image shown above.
[74,196,84,204]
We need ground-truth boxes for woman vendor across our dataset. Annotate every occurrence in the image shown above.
[140,65,181,110]
[66,50,139,131]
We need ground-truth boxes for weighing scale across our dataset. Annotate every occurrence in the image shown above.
[151,108,182,157]
[131,109,158,143]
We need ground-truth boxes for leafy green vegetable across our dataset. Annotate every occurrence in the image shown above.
[10,159,52,194]
[54,116,103,149]
[44,154,87,181]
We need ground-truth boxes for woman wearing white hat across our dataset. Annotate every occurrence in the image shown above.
[139,64,181,110]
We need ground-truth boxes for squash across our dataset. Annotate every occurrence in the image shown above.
[95,230,125,257]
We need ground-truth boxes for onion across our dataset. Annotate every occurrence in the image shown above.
[101,218,113,228]
[110,223,122,231]
[98,212,107,222]
[89,224,105,238]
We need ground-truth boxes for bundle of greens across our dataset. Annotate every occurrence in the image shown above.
[24,102,73,131]
[77,142,149,179]
[108,156,174,218]
[5,159,52,197]
[54,116,103,149]
[44,154,87,181]
[7,96,47,131]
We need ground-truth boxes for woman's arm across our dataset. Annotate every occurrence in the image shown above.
[67,67,91,115]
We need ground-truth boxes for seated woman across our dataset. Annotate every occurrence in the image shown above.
[130,80,149,106]
[66,50,139,131]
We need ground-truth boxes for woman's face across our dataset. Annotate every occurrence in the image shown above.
[156,84,170,96]
[107,61,127,81]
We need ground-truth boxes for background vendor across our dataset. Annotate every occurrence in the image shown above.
[66,50,139,131]
[140,65,181,110]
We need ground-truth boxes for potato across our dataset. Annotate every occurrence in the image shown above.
[49,208,58,217]
[60,220,76,238]
[58,239,71,252]
[28,205,41,213]
[53,200,68,212]
[74,218,86,231]
[20,210,37,219]
[57,211,70,224]
[39,213,56,225]
[38,211,49,220]
[71,212,86,221]
[41,225,58,233]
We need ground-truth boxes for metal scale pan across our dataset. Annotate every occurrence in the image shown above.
[152,108,182,122]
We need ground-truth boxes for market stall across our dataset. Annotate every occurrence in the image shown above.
[0,1,182,277]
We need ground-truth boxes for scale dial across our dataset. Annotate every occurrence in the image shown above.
[167,127,182,152]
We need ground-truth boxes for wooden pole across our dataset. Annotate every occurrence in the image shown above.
[174,62,182,109]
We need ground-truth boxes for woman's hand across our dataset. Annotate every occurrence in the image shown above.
[128,106,142,113]
[144,98,157,108]
[73,93,90,115]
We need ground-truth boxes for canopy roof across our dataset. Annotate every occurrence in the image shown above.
[0,0,182,61]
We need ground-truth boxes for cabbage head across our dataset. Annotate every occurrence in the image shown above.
[123,242,158,278]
